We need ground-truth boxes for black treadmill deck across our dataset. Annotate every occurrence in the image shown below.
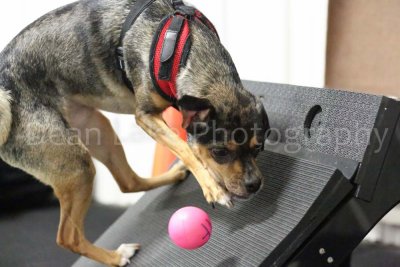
[74,81,400,267]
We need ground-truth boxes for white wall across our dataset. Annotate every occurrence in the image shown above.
[188,0,329,87]
[0,0,74,49]
[0,0,329,206]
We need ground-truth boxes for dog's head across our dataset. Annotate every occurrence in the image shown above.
[177,91,270,200]
[174,17,270,199]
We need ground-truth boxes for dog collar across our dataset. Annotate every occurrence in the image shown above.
[117,0,219,104]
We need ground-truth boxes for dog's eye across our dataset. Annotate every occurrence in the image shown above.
[252,143,264,156]
[211,148,229,157]
[256,143,264,151]
[210,148,233,164]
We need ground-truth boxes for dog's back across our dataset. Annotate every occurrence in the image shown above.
[0,0,131,101]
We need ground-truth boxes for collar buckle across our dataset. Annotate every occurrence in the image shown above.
[171,0,184,8]
[116,47,125,71]
[175,5,196,18]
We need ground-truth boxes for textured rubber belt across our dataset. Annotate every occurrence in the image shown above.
[73,150,336,267]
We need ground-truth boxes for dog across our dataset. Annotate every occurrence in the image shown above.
[0,0,269,265]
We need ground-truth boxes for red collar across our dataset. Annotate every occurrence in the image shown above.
[150,14,191,103]
[116,0,219,104]
[150,7,219,104]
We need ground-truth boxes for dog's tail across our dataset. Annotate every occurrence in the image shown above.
[0,88,12,146]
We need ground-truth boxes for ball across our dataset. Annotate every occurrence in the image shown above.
[168,206,212,250]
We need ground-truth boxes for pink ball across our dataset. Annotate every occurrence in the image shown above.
[168,206,212,250]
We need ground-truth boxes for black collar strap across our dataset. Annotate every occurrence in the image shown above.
[116,0,157,91]
[117,0,219,100]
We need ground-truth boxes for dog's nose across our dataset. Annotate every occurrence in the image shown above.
[245,177,262,194]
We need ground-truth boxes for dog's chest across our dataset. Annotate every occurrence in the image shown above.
[69,64,137,114]
[70,93,136,114]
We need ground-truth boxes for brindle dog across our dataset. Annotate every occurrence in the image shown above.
[0,0,269,265]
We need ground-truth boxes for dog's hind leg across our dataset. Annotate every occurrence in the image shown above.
[65,101,188,193]
[54,168,140,266]
[0,106,138,266]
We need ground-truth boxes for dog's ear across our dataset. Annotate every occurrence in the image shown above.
[177,95,214,129]
[256,98,270,138]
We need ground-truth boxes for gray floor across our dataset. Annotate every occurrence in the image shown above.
[0,199,125,267]
[351,243,400,267]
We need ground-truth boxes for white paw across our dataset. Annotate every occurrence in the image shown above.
[174,160,186,169]
[116,243,140,266]
[170,161,189,181]
[171,161,188,173]
[217,193,234,208]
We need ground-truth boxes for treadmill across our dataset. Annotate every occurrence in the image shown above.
[74,81,400,267]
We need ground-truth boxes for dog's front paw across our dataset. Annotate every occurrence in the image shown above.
[170,161,190,182]
[116,244,140,266]
[202,180,233,209]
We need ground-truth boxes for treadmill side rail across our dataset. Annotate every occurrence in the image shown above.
[287,109,400,267]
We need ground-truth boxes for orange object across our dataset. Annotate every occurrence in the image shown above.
[152,107,187,176]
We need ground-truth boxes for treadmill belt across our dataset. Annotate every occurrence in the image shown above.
[74,150,336,267]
